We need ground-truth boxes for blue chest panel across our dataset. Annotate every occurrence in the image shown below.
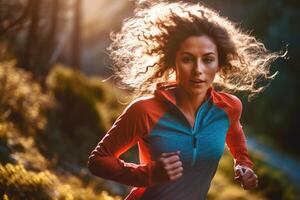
[140,100,230,200]
[142,100,230,168]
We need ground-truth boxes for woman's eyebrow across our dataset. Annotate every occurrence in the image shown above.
[203,52,216,56]
[181,52,195,56]
[181,52,216,56]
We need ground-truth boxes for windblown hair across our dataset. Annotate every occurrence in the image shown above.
[107,1,284,99]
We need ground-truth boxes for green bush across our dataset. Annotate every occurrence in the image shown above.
[0,62,128,198]
[0,122,14,164]
[0,163,121,200]
[0,163,56,200]
[251,152,299,200]
[0,60,52,135]
[208,149,299,200]
[0,60,53,168]
[40,65,125,165]
[208,150,266,200]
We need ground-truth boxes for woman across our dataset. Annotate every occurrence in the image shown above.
[88,1,281,199]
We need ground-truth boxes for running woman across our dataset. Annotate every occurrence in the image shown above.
[88,1,281,199]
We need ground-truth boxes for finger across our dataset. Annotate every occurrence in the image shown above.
[242,178,258,190]
[165,161,182,171]
[242,171,257,182]
[235,167,244,176]
[241,176,258,189]
[243,180,257,189]
[243,175,257,182]
[241,171,254,180]
[169,172,183,180]
[163,155,181,164]
[243,182,258,190]
[161,151,180,157]
[235,168,244,177]
[167,166,183,176]
[234,175,242,182]
[244,176,258,186]
[234,170,243,182]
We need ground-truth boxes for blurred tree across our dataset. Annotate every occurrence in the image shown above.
[0,0,32,35]
[19,0,69,86]
[72,0,82,70]
[0,0,82,86]
[22,0,41,74]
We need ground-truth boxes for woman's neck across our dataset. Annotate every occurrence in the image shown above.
[175,87,209,117]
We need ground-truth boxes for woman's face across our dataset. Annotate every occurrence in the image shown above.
[175,35,219,97]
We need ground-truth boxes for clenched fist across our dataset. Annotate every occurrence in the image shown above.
[150,150,184,184]
[157,151,183,181]
[234,164,258,190]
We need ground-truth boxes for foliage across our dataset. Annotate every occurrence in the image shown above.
[251,152,299,200]
[208,150,265,200]
[40,65,125,166]
[0,60,52,135]
[46,64,120,135]
[0,59,52,170]
[208,149,299,200]
[0,119,48,170]
[0,121,14,164]
[0,163,55,199]
[0,60,125,199]
[0,163,121,200]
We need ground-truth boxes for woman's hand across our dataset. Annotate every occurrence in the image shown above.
[234,164,258,190]
[157,151,183,181]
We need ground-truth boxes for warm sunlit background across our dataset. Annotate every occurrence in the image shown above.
[0,0,300,199]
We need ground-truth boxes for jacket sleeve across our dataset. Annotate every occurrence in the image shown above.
[87,100,162,187]
[225,96,254,169]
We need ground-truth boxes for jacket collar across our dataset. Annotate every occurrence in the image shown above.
[154,82,215,106]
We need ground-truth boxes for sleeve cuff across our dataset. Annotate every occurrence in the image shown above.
[147,160,168,186]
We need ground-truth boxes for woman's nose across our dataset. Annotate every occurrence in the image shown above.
[195,59,204,74]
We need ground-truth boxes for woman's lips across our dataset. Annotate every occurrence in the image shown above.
[190,79,205,84]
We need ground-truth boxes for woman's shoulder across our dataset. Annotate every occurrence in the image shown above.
[124,95,161,114]
[212,90,242,106]
[211,90,243,118]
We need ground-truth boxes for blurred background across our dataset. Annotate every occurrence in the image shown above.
[0,0,299,199]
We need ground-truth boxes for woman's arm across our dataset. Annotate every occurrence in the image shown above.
[225,96,258,189]
[87,101,161,187]
[225,96,254,169]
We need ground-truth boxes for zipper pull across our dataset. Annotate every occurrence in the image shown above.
[193,136,197,148]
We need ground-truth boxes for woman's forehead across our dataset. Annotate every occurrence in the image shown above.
[178,36,218,55]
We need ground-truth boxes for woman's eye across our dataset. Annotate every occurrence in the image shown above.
[203,57,214,64]
[181,56,194,63]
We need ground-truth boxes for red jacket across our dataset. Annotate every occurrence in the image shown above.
[88,82,253,199]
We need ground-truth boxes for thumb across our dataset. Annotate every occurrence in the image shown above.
[234,175,242,182]
[161,151,181,157]
[234,170,243,182]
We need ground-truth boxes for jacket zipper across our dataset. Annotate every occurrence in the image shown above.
[166,95,211,167]
[171,105,199,166]
[191,109,200,166]
[191,97,211,166]
[191,133,197,166]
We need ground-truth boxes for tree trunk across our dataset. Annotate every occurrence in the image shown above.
[22,0,40,72]
[72,0,82,70]
[37,0,59,86]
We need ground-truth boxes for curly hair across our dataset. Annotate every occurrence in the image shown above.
[106,1,284,100]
